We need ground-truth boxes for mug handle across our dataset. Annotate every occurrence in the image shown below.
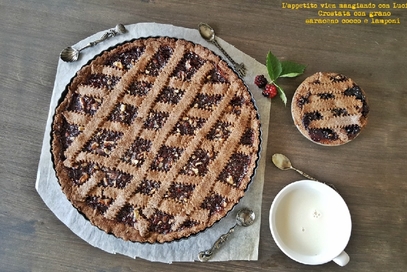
[333,251,350,266]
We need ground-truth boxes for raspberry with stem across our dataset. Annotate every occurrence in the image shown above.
[262,83,278,99]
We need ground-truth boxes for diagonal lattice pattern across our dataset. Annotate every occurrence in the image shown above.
[52,37,260,243]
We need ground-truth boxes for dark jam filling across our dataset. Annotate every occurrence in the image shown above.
[85,196,112,214]
[69,164,132,190]
[177,219,198,231]
[143,111,169,130]
[180,148,214,176]
[156,87,185,104]
[240,128,255,146]
[218,153,251,187]
[108,103,138,125]
[317,93,335,100]
[201,194,228,215]
[105,46,145,70]
[84,129,123,156]
[308,128,338,142]
[226,95,246,115]
[144,46,173,76]
[331,108,348,117]
[60,118,81,150]
[149,210,174,234]
[302,111,323,129]
[68,93,102,115]
[191,94,222,111]
[297,92,311,109]
[100,168,132,189]
[173,116,206,135]
[116,204,136,226]
[82,74,120,90]
[126,81,152,96]
[121,137,152,167]
[207,121,231,141]
[150,145,184,172]
[204,67,228,84]
[172,51,205,80]
[344,124,361,139]
[135,179,160,195]
[165,183,195,203]
[344,84,369,117]
[344,85,364,100]
[68,162,97,185]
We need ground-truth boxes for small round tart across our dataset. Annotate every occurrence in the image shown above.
[51,37,260,243]
[291,72,369,146]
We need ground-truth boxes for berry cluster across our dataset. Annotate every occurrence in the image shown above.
[254,75,278,99]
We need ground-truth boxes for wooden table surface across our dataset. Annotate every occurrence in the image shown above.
[1,0,406,271]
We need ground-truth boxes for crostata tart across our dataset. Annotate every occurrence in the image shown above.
[51,37,261,243]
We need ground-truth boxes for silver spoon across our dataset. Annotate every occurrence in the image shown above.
[272,153,337,191]
[60,24,127,62]
[198,207,255,262]
[198,23,246,77]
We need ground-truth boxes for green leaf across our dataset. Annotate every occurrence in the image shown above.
[266,51,282,81]
[279,61,306,78]
[274,83,287,106]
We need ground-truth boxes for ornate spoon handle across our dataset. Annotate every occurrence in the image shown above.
[211,39,237,66]
[210,39,246,77]
[292,167,337,191]
[198,225,236,262]
[79,24,126,51]
[292,168,317,181]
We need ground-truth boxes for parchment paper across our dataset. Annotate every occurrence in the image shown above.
[35,23,270,263]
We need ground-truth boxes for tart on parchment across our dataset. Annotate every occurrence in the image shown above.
[51,37,261,243]
[291,72,369,146]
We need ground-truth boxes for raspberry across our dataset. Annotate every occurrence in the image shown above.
[254,75,268,88]
[262,83,278,99]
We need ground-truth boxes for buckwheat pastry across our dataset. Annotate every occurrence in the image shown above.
[51,37,261,243]
[291,72,369,146]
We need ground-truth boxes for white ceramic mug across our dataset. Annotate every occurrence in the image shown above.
[269,180,352,266]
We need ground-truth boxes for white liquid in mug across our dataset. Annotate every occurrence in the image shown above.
[274,186,348,257]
